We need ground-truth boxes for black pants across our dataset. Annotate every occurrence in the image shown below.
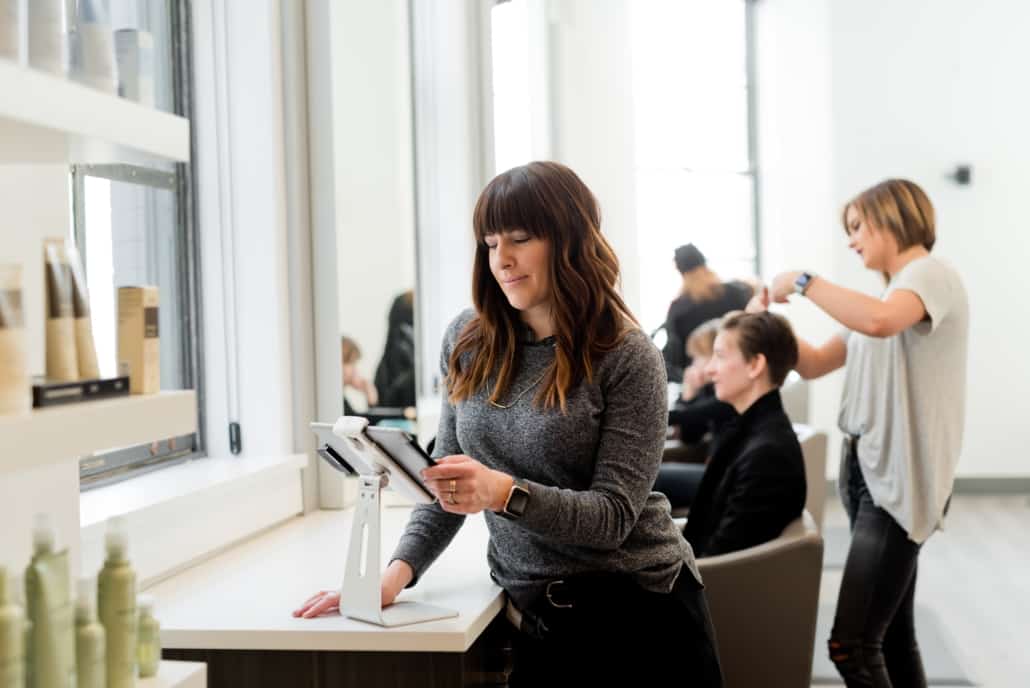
[507,568,723,687]
[830,442,927,688]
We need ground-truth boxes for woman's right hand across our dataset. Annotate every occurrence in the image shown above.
[292,560,413,618]
[745,285,770,314]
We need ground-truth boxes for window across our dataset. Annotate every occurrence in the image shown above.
[631,0,758,333]
[73,0,201,488]
[489,0,551,174]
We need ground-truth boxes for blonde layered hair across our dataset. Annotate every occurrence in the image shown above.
[680,265,724,302]
[843,179,936,252]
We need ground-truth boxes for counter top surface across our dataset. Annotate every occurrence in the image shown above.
[149,507,504,653]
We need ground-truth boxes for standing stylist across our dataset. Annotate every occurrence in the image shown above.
[755,178,968,687]
[296,161,722,686]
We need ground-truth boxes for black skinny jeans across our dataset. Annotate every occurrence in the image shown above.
[829,440,927,688]
[507,568,723,687]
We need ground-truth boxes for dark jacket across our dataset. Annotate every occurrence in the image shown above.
[683,389,806,558]
[662,280,753,380]
[668,382,737,445]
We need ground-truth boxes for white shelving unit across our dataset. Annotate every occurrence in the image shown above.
[0,60,190,163]
[0,60,205,685]
[140,660,207,688]
[0,390,198,473]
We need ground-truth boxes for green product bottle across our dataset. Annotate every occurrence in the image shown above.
[25,514,76,688]
[97,517,137,688]
[0,566,26,688]
[75,578,106,688]
[136,595,159,678]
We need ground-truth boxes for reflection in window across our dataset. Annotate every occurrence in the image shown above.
[631,0,757,333]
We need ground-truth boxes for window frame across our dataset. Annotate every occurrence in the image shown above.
[73,0,205,489]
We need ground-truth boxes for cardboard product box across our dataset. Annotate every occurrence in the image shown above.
[117,286,159,395]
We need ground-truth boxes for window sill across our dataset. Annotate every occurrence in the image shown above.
[80,453,306,529]
[80,453,307,587]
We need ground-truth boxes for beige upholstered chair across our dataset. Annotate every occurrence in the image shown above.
[697,512,823,688]
[780,372,809,424]
[793,424,828,529]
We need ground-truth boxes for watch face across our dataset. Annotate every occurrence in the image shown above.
[507,486,530,517]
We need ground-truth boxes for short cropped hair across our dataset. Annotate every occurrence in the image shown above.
[720,311,799,387]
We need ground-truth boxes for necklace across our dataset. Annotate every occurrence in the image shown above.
[489,370,548,409]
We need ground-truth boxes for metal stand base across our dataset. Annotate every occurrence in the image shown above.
[339,475,458,627]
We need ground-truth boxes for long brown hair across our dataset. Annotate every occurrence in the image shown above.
[447,161,637,412]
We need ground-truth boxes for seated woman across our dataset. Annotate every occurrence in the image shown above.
[654,320,737,509]
[683,311,806,558]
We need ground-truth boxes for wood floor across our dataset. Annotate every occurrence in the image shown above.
[818,495,1030,687]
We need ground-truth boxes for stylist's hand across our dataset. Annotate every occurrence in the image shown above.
[745,285,771,313]
[292,560,413,618]
[770,271,802,303]
[422,455,514,515]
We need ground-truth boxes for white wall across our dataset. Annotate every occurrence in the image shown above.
[757,0,1030,478]
[332,0,417,389]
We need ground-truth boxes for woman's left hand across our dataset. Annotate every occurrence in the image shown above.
[770,271,802,303]
[421,455,514,515]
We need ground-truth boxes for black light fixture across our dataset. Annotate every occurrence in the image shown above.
[949,164,973,186]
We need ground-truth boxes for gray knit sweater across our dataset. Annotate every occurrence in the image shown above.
[391,309,702,609]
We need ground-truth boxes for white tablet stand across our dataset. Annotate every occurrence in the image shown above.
[313,417,458,627]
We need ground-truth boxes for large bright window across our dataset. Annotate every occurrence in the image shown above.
[631,0,757,333]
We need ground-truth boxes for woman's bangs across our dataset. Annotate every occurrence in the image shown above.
[474,171,548,243]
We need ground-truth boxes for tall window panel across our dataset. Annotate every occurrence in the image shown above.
[631,0,757,335]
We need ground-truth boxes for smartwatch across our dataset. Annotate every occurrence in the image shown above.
[500,478,531,520]
[794,271,816,296]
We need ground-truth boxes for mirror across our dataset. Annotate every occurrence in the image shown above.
[333,1,418,434]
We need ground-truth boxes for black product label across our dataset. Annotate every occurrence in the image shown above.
[0,289,23,329]
[46,263,74,319]
[144,306,159,338]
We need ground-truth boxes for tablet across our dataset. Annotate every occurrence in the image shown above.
[310,419,438,504]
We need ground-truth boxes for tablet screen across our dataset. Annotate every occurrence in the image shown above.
[365,426,436,493]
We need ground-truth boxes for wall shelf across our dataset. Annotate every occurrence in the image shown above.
[141,660,207,688]
[0,390,197,474]
[0,60,190,163]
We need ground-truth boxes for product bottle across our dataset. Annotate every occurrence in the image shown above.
[97,517,137,688]
[75,578,105,688]
[135,595,159,678]
[0,566,26,688]
[24,514,76,688]
[12,576,32,688]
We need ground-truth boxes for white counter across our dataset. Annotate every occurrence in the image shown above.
[148,507,504,654]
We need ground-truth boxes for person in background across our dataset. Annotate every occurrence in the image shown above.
[341,335,378,414]
[756,178,968,687]
[374,290,417,408]
[682,311,806,558]
[662,243,753,381]
[296,161,722,686]
[654,318,737,510]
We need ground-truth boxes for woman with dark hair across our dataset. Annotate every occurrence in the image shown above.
[373,290,416,408]
[296,161,722,685]
[755,179,968,687]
